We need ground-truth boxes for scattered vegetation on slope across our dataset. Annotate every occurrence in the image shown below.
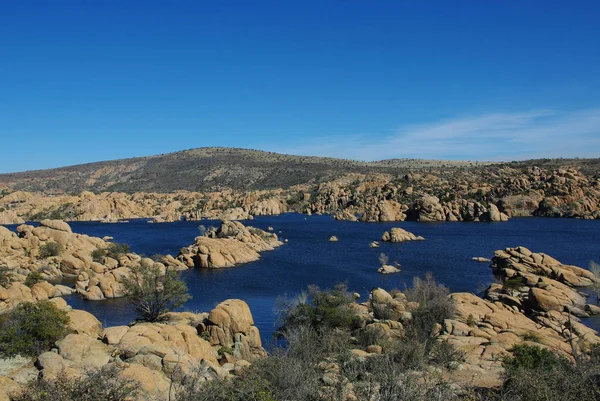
[121,259,191,322]
[0,301,70,357]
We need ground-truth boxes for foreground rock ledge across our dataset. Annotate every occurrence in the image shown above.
[0,299,266,401]
[442,247,600,387]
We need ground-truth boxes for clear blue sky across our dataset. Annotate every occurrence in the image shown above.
[1,1,600,172]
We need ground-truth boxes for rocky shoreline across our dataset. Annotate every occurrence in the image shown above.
[1,165,599,225]
[0,298,265,401]
[1,216,599,399]
[0,219,281,305]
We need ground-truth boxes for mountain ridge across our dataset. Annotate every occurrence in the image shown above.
[0,147,598,194]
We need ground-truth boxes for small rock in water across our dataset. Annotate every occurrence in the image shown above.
[472,257,491,263]
[329,235,339,242]
[369,241,379,248]
[381,228,423,242]
[378,264,401,274]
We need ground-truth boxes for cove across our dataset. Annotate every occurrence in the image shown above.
[10,214,600,343]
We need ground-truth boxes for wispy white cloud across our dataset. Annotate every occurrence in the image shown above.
[268,108,600,161]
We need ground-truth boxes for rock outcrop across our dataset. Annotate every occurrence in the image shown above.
[439,248,600,387]
[360,200,407,222]
[177,220,282,268]
[2,164,599,224]
[488,246,598,318]
[360,279,600,389]
[407,196,509,222]
[381,227,424,242]
[377,264,400,274]
[0,220,188,310]
[1,299,266,401]
[333,209,358,222]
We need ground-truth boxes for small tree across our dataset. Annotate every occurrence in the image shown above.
[24,270,44,287]
[0,301,70,357]
[589,261,600,299]
[91,248,105,263]
[0,265,14,287]
[106,242,130,259]
[198,225,207,236]
[277,283,360,332]
[405,273,455,342]
[39,241,63,258]
[378,253,389,266]
[121,262,191,322]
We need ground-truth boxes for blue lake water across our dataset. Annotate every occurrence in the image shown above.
[6,215,600,343]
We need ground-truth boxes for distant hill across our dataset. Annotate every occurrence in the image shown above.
[0,147,597,194]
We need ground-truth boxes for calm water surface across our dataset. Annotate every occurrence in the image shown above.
[6,215,600,342]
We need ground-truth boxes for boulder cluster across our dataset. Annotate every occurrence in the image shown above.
[323,248,600,389]
[440,247,600,387]
[1,219,282,311]
[407,196,509,222]
[2,165,598,224]
[0,219,187,305]
[177,220,282,268]
[0,298,266,401]
[381,227,424,242]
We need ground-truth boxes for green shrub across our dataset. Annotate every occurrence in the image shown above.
[339,352,466,401]
[521,331,542,343]
[371,302,397,320]
[106,242,130,259]
[91,248,105,263]
[503,344,563,372]
[176,370,277,401]
[277,283,360,332]
[499,344,600,401]
[39,241,63,257]
[502,276,526,291]
[467,313,477,327]
[179,327,343,401]
[0,301,70,357]
[24,271,44,288]
[405,273,455,342]
[121,263,191,322]
[150,253,165,262]
[217,346,233,356]
[0,265,14,287]
[14,364,139,401]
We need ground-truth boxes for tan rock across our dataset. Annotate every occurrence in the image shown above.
[67,309,103,337]
[57,334,111,369]
[102,326,130,345]
[122,363,170,397]
[40,219,72,233]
